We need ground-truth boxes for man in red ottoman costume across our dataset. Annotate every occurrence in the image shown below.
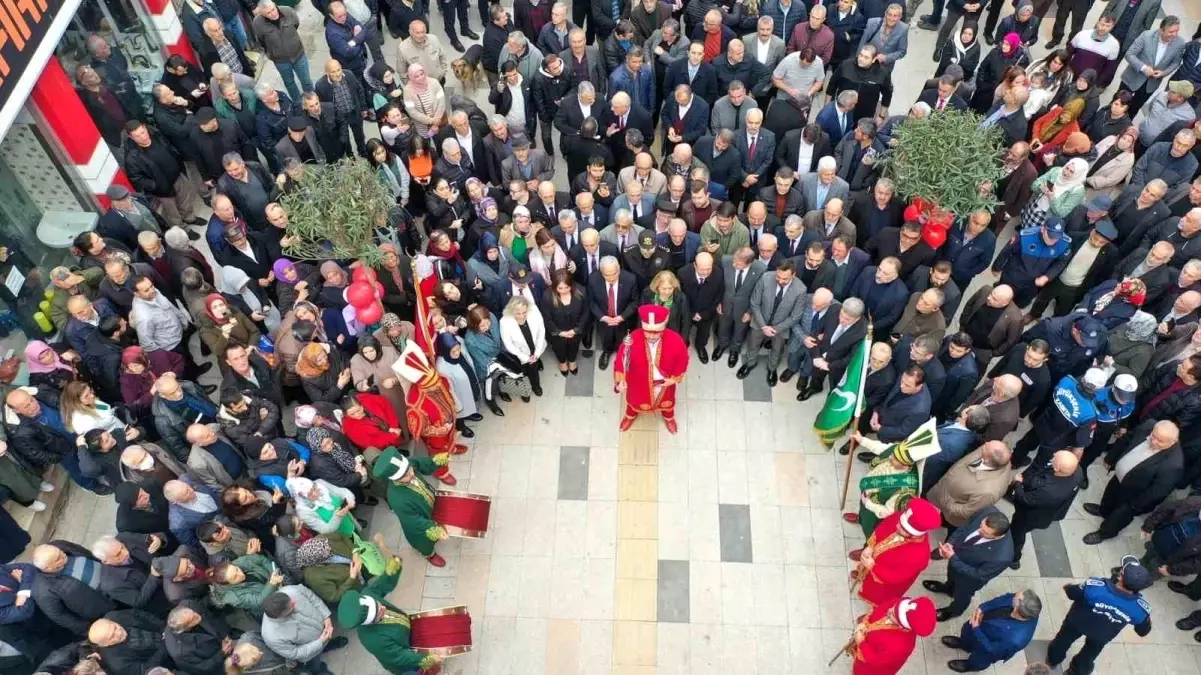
[391,343,465,485]
[854,498,941,608]
[850,596,937,675]
[614,304,690,433]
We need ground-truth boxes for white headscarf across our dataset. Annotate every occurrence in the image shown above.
[1051,158,1089,193]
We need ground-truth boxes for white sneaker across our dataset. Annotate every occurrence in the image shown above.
[39,481,54,493]
[28,500,46,512]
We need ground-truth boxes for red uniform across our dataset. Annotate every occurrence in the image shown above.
[392,343,464,484]
[851,597,936,675]
[856,499,940,607]
[614,306,690,433]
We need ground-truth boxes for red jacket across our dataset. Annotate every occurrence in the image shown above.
[341,392,403,451]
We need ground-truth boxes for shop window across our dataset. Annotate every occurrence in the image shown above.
[56,0,167,116]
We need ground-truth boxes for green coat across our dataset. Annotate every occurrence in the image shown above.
[357,561,436,673]
[1029,168,1086,218]
[856,448,919,538]
[383,456,445,557]
[301,532,362,604]
[209,554,281,618]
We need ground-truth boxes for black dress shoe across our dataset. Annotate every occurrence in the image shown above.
[948,659,978,672]
[498,392,512,402]
[837,442,851,456]
[1044,39,1061,49]
[697,346,709,364]
[521,396,531,403]
[202,384,218,395]
[195,362,214,376]
[917,18,939,30]
[856,451,874,463]
[462,29,480,39]
[599,352,611,370]
[1080,475,1090,490]
[941,636,965,650]
[457,424,475,438]
[1169,581,1201,600]
[922,580,950,595]
[936,608,958,622]
[1082,503,1103,517]
[532,385,543,397]
[186,217,208,227]
[581,347,594,357]
[736,364,755,379]
[465,413,483,422]
[766,370,778,387]
[1177,617,1201,631]
[1009,560,1022,570]
[727,352,739,368]
[780,369,795,383]
[983,33,995,45]
[486,399,505,416]
[450,39,466,52]
[711,346,726,360]
[1082,532,1105,545]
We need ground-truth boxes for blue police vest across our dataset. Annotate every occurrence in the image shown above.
[1017,227,1072,259]
[1070,578,1151,642]
[1093,388,1135,425]
[1051,376,1099,428]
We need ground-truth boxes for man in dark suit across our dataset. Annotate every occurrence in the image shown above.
[775,125,832,177]
[732,109,776,208]
[828,233,871,301]
[606,92,654,169]
[934,333,980,422]
[851,178,905,248]
[907,261,962,322]
[662,41,719,108]
[918,74,969,112]
[569,228,620,287]
[553,83,611,142]
[1083,419,1183,544]
[959,374,1023,443]
[1110,241,1176,307]
[588,254,639,369]
[777,215,809,261]
[814,90,857,144]
[530,183,574,231]
[847,257,909,335]
[923,507,1015,622]
[1110,179,1171,254]
[833,342,902,456]
[921,406,990,491]
[758,168,805,219]
[795,294,869,401]
[715,247,767,366]
[679,251,724,362]
[979,86,1029,146]
[865,365,932,445]
[1008,450,1084,570]
[694,130,746,201]
[30,542,118,635]
[487,262,548,315]
[737,259,808,385]
[892,334,947,401]
[660,83,711,157]
[656,219,703,270]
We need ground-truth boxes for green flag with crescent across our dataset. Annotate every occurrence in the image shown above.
[812,331,871,448]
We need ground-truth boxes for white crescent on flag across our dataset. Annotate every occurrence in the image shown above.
[830,389,857,412]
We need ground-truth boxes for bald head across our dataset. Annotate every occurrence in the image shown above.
[993,374,1023,400]
[88,618,126,647]
[163,479,194,503]
[1051,451,1079,476]
[32,544,68,573]
[695,251,714,275]
[982,441,1012,467]
[988,284,1015,307]
[811,287,834,310]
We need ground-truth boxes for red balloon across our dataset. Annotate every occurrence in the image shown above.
[374,281,385,297]
[346,281,376,309]
[921,224,947,249]
[356,301,384,325]
[352,267,376,284]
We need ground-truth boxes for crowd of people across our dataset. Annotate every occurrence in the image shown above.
[1,0,1200,672]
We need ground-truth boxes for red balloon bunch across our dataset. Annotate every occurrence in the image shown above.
[346,281,376,309]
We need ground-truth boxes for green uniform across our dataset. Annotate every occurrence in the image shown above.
[345,560,437,673]
[383,455,447,557]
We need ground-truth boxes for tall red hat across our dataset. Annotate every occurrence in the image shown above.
[896,597,937,636]
[899,498,941,536]
[638,304,669,331]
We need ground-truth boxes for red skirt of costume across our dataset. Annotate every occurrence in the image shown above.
[406,375,459,456]
[858,512,930,607]
[852,601,918,675]
[614,328,689,422]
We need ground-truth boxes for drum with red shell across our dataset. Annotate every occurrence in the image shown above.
[410,605,473,657]
[432,490,492,538]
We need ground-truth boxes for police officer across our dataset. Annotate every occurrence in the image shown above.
[1010,367,1105,469]
[1077,373,1138,488]
[990,218,1072,309]
[1045,557,1153,675]
[1022,313,1108,384]
[622,230,671,292]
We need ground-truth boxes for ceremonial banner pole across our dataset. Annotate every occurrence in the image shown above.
[839,418,864,510]
[837,325,873,511]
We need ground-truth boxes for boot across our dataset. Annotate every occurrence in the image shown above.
[434,466,457,486]
[486,398,506,416]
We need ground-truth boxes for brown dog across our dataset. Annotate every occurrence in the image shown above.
[451,44,486,93]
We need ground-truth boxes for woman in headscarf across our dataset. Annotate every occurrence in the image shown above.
[317,261,351,309]
[120,346,186,427]
[222,481,288,542]
[294,532,362,603]
[244,436,309,495]
[528,228,569,285]
[296,342,353,403]
[1103,311,1159,380]
[272,258,322,311]
[1074,278,1147,329]
[364,62,404,117]
[114,481,173,542]
[375,243,414,318]
[293,299,354,353]
[198,293,261,371]
[1030,101,1086,168]
[465,198,510,264]
[374,312,415,356]
[463,305,529,416]
[402,63,447,138]
[1085,126,1138,200]
[350,334,407,419]
[935,24,980,81]
[435,332,482,438]
[467,231,511,292]
[971,32,1028,113]
[1049,132,1095,169]
[1084,91,1133,144]
[365,137,411,207]
[207,554,286,619]
[221,266,280,333]
[285,476,360,536]
[24,340,80,391]
[425,228,467,281]
[1023,157,1089,225]
[305,426,373,504]
[1053,68,1101,125]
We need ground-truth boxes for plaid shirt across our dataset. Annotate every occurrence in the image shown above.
[330,77,355,115]
[214,38,243,74]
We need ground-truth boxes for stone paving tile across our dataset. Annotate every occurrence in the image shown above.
[1031,520,1074,578]
[717,503,754,563]
[657,559,690,624]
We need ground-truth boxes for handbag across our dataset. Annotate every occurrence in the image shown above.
[1020,198,1049,229]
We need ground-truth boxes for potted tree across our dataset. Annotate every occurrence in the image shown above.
[277,157,395,265]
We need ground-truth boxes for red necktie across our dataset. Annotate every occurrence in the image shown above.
[938,98,946,111]
[748,136,757,161]
[608,284,617,316]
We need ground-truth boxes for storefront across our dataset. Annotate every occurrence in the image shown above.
[0,0,196,334]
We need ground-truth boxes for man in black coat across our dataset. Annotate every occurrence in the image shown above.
[122,121,204,229]
[532,52,573,154]
[313,59,371,157]
[988,340,1053,419]
[569,229,620,286]
[562,118,616,183]
[30,542,118,636]
[678,251,724,361]
[1083,419,1184,544]
[189,107,255,186]
[151,84,201,160]
[1110,179,1171,254]
[195,17,255,78]
[82,315,130,404]
[795,294,869,401]
[299,91,352,163]
[1134,356,1201,429]
[482,5,516,78]
[840,365,930,457]
[87,609,170,674]
[1143,495,1201,602]
[662,42,720,105]
[165,599,235,675]
[907,261,962,322]
[588,256,639,369]
[606,93,654,169]
[554,83,611,140]
[694,130,745,196]
[1110,241,1176,307]
[932,332,980,421]
[923,507,1015,622]
[1008,450,1084,570]
[90,533,172,616]
[711,40,768,97]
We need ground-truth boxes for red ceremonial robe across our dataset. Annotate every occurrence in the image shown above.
[406,373,459,457]
[852,601,919,675]
[614,328,690,422]
[858,511,930,607]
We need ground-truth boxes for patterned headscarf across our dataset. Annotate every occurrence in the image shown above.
[1123,311,1159,344]
[307,427,357,474]
[295,536,334,568]
[1094,278,1147,313]
[379,313,407,351]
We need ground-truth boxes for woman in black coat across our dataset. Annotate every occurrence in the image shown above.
[1084,92,1134,144]
[295,343,352,404]
[969,34,1028,113]
[935,24,981,81]
[425,177,473,234]
[539,269,590,376]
